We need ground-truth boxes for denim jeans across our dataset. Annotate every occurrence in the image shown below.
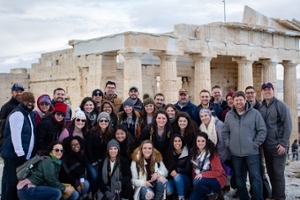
[166,173,191,198]
[67,180,90,200]
[85,159,98,195]
[2,158,19,200]
[140,180,166,200]
[17,185,62,200]
[232,154,263,200]
[189,178,221,200]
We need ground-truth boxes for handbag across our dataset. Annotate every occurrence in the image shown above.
[16,154,43,180]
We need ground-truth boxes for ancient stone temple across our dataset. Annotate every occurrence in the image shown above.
[0,6,299,142]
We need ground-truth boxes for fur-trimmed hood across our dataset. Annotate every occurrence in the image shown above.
[131,147,163,163]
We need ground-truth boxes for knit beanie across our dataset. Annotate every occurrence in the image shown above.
[226,92,234,100]
[199,108,212,116]
[73,107,86,120]
[143,97,155,106]
[52,102,67,115]
[123,98,134,108]
[20,92,35,103]
[107,139,120,151]
[97,112,111,122]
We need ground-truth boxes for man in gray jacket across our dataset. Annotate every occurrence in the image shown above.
[223,91,267,200]
[259,82,292,200]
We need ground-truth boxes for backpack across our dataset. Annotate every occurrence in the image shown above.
[16,154,44,180]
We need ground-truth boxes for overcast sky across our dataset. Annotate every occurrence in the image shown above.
[0,0,299,79]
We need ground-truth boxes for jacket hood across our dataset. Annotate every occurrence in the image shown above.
[131,147,163,163]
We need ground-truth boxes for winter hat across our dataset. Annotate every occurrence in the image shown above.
[52,102,67,115]
[92,89,103,97]
[143,97,155,106]
[38,94,51,105]
[20,92,35,104]
[107,139,120,151]
[73,107,86,120]
[199,108,212,116]
[97,112,111,122]
[123,98,134,108]
[226,92,234,100]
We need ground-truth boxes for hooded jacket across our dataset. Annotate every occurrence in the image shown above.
[222,101,267,157]
[131,147,168,200]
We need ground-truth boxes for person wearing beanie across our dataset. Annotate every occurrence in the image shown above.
[117,98,142,142]
[221,91,235,122]
[36,102,67,154]
[58,107,88,142]
[92,89,103,109]
[85,111,114,195]
[140,97,157,130]
[79,97,98,130]
[34,94,53,125]
[119,86,143,114]
[1,91,36,200]
[97,138,133,200]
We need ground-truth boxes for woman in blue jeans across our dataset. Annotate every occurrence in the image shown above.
[17,141,75,200]
[164,134,191,200]
[189,132,226,200]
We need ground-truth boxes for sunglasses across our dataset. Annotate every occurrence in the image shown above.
[40,102,50,106]
[53,149,64,153]
[99,120,109,123]
[75,118,86,122]
[55,112,66,117]
[93,94,102,96]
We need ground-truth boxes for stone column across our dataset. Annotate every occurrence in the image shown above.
[190,53,216,105]
[233,57,256,91]
[282,60,298,145]
[119,48,148,99]
[261,59,278,96]
[153,51,183,104]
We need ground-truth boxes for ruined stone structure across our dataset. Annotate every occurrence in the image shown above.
[1,6,299,143]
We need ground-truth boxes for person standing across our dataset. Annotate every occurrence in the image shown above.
[245,86,261,109]
[154,93,166,110]
[103,81,123,114]
[92,89,103,110]
[51,87,72,120]
[1,92,36,200]
[223,91,267,200]
[119,86,144,113]
[33,94,53,125]
[259,82,292,200]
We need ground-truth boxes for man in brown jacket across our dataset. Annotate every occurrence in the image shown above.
[103,81,122,114]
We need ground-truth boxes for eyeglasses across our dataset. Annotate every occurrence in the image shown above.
[53,149,64,153]
[106,86,115,90]
[99,120,109,123]
[75,118,86,122]
[55,112,66,117]
[245,92,255,95]
[93,94,102,97]
[40,102,50,106]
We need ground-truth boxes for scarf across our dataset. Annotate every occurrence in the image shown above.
[200,116,218,145]
[102,157,120,191]
[191,150,211,173]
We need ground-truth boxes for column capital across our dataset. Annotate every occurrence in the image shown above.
[232,56,258,63]
[282,60,299,68]
[153,51,184,57]
[189,53,217,62]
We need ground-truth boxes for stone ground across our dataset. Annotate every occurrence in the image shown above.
[0,158,299,199]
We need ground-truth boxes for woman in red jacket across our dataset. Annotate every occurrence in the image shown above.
[189,132,226,200]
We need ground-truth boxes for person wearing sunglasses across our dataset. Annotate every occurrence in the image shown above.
[17,141,75,200]
[58,107,88,142]
[99,100,117,129]
[85,112,113,197]
[33,94,53,126]
[37,102,67,155]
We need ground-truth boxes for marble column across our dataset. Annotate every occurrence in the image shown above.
[119,49,147,99]
[282,60,299,144]
[153,51,183,104]
[233,58,256,91]
[261,59,278,96]
[190,53,215,105]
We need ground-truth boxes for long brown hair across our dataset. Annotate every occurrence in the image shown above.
[137,140,156,175]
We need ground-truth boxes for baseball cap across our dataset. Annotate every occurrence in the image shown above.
[179,88,188,95]
[261,82,274,90]
[129,86,138,92]
[11,83,24,91]
[92,89,103,97]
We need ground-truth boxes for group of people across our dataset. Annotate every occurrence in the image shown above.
[0,80,293,200]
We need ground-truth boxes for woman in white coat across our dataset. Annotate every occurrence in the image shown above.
[131,140,168,200]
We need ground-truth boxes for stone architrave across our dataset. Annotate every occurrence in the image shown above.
[153,51,183,104]
[233,57,256,91]
[261,59,278,97]
[190,53,216,105]
[119,48,148,99]
[282,60,299,144]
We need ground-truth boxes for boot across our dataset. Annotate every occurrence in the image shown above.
[165,194,174,200]
[207,192,218,200]
[154,192,164,200]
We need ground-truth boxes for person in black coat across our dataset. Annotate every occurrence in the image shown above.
[36,102,67,154]
[139,110,174,155]
[97,139,133,200]
[164,134,192,200]
[59,136,89,199]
